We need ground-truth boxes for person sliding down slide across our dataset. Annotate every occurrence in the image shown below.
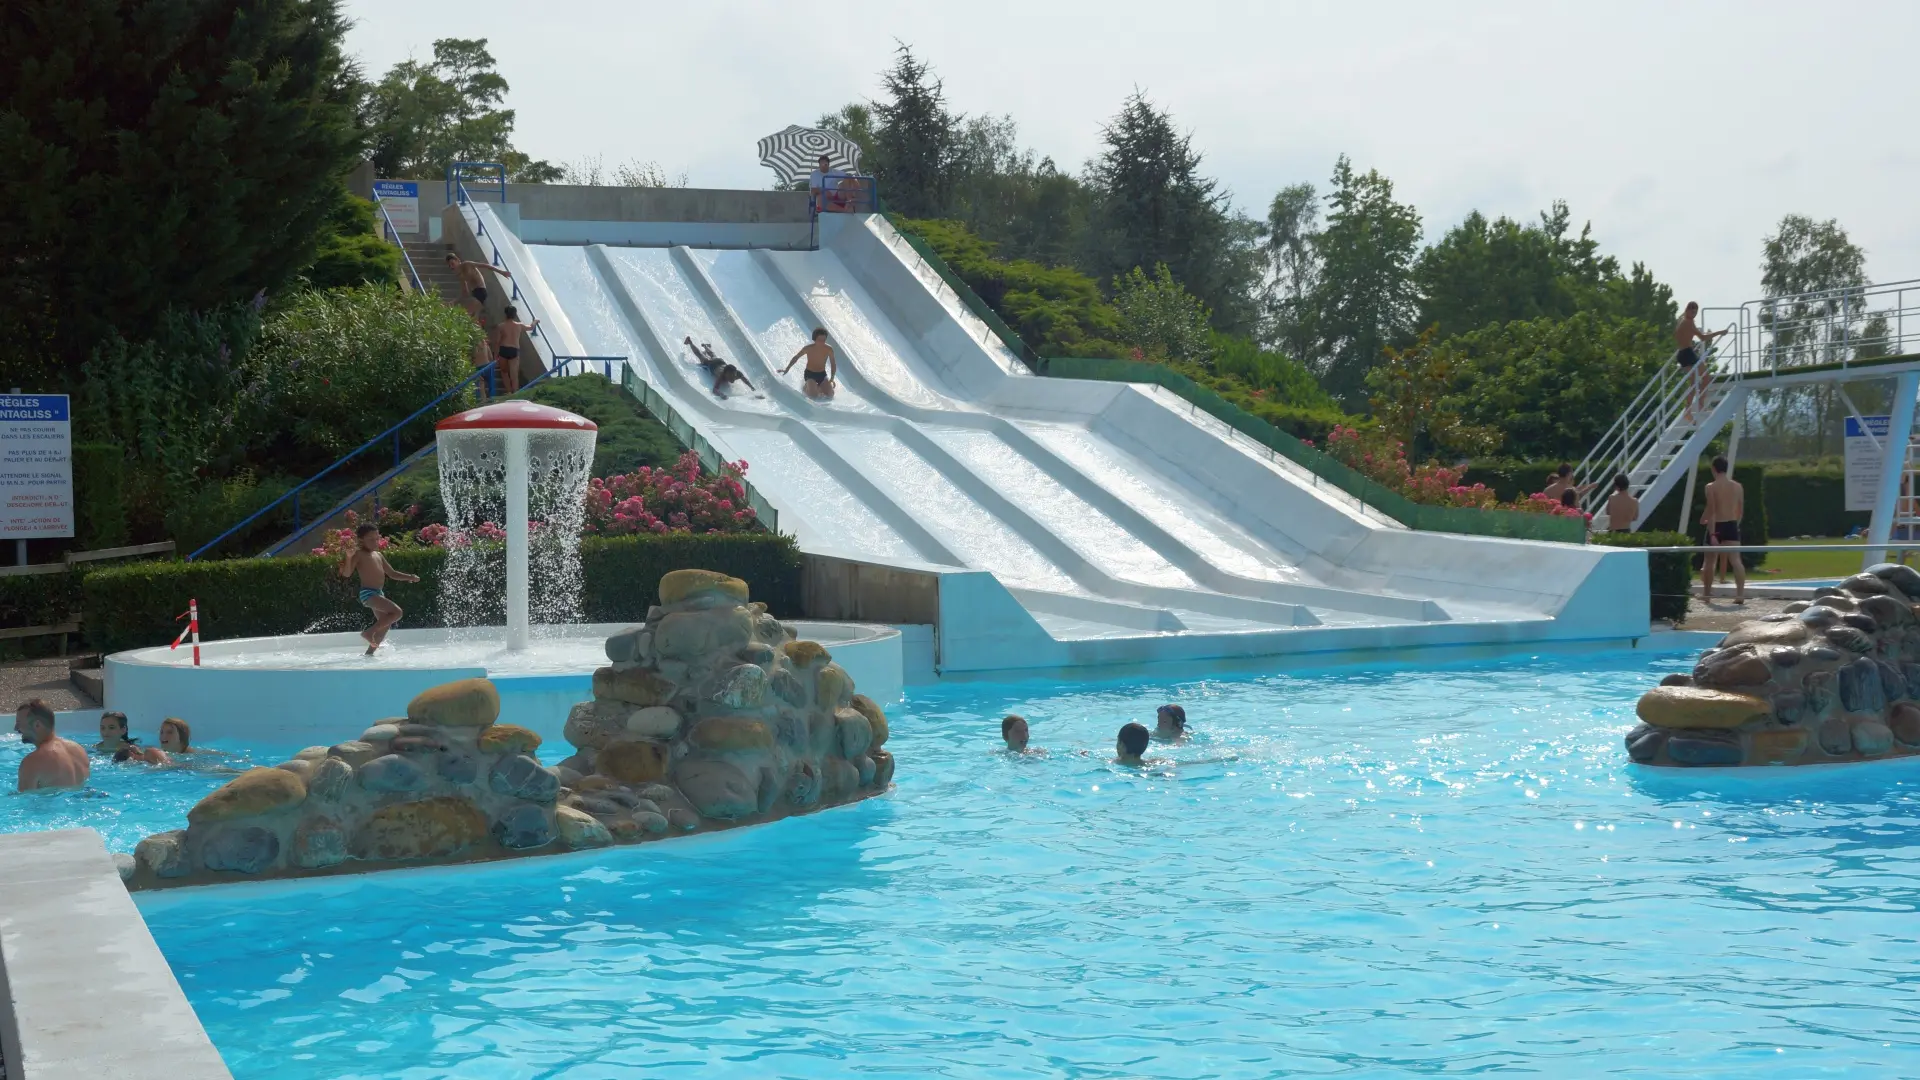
[684,337,759,399]
[782,328,838,400]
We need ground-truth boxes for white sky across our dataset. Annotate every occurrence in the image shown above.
[342,0,1919,308]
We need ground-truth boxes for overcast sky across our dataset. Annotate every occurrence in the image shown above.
[342,0,1917,308]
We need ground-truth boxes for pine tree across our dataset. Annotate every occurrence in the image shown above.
[0,0,363,388]
[871,45,958,219]
[1304,156,1423,408]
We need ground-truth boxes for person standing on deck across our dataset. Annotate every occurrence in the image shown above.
[1700,456,1746,605]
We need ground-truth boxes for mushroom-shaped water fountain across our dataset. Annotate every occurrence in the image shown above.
[435,401,598,651]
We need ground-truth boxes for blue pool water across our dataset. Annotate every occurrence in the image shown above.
[24,650,1920,1076]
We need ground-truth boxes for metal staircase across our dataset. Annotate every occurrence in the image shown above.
[1574,344,1741,532]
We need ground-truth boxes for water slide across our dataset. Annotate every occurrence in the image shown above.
[458,205,1642,672]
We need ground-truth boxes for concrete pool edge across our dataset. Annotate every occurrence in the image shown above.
[0,829,232,1080]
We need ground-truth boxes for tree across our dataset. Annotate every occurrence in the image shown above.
[361,38,560,183]
[870,45,958,218]
[1262,182,1319,368]
[1432,312,1670,460]
[303,189,402,290]
[1750,215,1883,452]
[1415,201,1672,340]
[1365,328,1500,461]
[1085,92,1258,334]
[561,155,688,188]
[0,0,363,389]
[1112,264,1213,365]
[817,103,878,173]
[1304,156,1423,408]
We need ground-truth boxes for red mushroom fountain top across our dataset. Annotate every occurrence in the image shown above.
[436,401,598,432]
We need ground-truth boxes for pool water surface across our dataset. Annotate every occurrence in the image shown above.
[39,650,1920,1076]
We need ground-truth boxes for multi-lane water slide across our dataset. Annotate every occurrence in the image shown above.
[458,204,1642,673]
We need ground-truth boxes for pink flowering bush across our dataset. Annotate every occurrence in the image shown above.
[309,506,424,556]
[1316,424,1585,519]
[585,450,757,536]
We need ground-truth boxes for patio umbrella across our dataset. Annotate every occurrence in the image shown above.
[757,125,862,186]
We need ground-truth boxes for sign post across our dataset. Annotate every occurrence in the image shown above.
[1845,415,1890,512]
[373,180,421,235]
[0,393,74,558]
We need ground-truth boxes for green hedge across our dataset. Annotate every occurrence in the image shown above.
[0,571,84,630]
[1762,462,1861,538]
[1591,530,1690,623]
[83,532,803,653]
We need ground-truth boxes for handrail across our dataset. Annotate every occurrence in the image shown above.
[1571,321,1735,519]
[257,356,629,557]
[187,363,500,561]
[447,161,507,206]
[373,194,425,294]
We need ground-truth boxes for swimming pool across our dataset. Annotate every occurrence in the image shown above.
[23,649,1920,1076]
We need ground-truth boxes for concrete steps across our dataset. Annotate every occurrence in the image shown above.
[400,239,468,305]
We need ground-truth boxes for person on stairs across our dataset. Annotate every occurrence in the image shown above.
[1674,301,1727,423]
[489,305,540,395]
[445,252,511,323]
[1604,475,1640,533]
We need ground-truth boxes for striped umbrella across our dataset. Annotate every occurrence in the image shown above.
[757,125,862,186]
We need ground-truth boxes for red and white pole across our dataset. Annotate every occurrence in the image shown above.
[189,598,201,667]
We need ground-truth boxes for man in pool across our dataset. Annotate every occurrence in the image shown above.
[1115,722,1151,766]
[14,699,90,792]
[782,328,838,400]
[1154,704,1188,741]
[336,524,420,654]
[1001,714,1031,752]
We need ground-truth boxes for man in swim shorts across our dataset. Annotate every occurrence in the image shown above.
[446,252,511,323]
[1674,301,1727,422]
[14,699,89,792]
[1700,455,1746,604]
[337,524,420,654]
[489,304,540,395]
[782,328,838,400]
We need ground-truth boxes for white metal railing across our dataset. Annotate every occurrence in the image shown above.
[1573,324,1733,520]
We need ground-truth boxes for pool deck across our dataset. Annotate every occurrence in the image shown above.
[0,829,231,1080]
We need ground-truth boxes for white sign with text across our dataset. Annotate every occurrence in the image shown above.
[1844,414,1890,512]
[0,394,74,539]
[374,179,420,234]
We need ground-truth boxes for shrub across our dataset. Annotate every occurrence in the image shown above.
[895,217,1130,359]
[302,189,401,290]
[0,571,83,630]
[1112,264,1212,365]
[1319,427,1587,521]
[82,532,803,653]
[586,451,757,535]
[243,284,481,470]
[72,442,128,549]
[1762,461,1860,537]
[1591,530,1690,623]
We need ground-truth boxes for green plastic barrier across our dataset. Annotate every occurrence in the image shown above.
[1040,356,1587,545]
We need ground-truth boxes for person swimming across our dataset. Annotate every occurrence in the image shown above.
[1001,714,1031,752]
[1154,704,1188,741]
[1115,722,1151,766]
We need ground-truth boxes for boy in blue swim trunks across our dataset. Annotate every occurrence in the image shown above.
[336,524,419,654]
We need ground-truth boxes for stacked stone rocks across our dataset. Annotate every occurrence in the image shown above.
[125,569,894,889]
[1628,562,1920,768]
[550,568,894,833]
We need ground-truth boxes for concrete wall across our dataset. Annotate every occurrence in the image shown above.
[383,182,810,246]
[0,830,232,1079]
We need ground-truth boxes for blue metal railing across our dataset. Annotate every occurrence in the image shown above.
[373,195,425,294]
[447,161,506,206]
[451,178,571,380]
[253,356,629,558]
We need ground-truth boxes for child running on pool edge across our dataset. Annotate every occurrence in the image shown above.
[337,524,419,654]
[782,328,838,399]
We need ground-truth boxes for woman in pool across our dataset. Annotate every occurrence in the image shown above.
[1154,704,1188,742]
[158,718,210,756]
[97,712,170,766]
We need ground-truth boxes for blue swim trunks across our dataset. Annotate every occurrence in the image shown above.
[359,588,385,607]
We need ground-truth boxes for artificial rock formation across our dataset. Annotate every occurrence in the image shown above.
[1627,562,1920,768]
[125,569,894,888]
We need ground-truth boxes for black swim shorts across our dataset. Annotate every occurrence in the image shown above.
[472,286,488,303]
[1675,346,1700,368]
[497,346,519,361]
[804,369,828,383]
[1713,520,1740,543]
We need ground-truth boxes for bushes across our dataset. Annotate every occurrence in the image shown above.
[1763,461,1861,537]
[0,571,83,630]
[896,217,1131,359]
[72,442,128,549]
[82,532,803,653]
[302,189,402,291]
[1591,530,1690,623]
[244,284,481,469]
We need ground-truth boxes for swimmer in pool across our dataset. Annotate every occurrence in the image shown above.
[1115,722,1151,766]
[1154,703,1188,742]
[97,711,169,765]
[1001,714,1031,752]
[14,699,91,792]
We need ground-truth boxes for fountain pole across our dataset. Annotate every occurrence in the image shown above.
[504,429,531,652]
